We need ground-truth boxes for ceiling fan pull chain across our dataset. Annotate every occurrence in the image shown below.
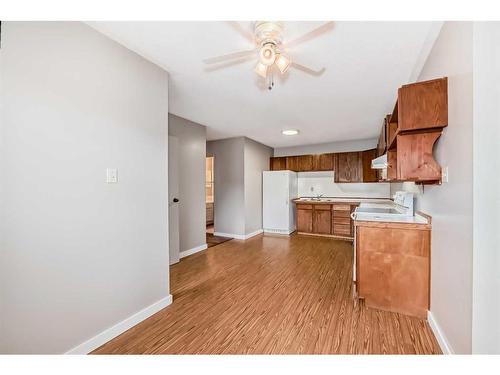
[268,71,275,90]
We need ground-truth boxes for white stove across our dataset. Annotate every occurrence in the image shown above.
[352,191,414,220]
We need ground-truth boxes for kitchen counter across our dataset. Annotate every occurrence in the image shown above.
[293,197,393,205]
[354,212,430,225]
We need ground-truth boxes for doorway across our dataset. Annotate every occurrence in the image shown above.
[205,156,231,248]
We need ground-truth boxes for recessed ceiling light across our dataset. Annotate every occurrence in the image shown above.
[282,129,299,136]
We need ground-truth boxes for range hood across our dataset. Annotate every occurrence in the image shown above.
[371,153,388,169]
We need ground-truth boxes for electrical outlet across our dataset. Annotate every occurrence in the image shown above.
[441,166,449,183]
[106,168,118,184]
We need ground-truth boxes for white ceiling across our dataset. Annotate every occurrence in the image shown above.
[88,21,438,148]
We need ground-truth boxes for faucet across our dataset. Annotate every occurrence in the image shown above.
[314,194,324,200]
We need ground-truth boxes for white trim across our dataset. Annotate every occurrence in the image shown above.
[65,295,173,354]
[428,310,454,354]
[264,228,294,235]
[214,229,263,240]
[179,243,208,259]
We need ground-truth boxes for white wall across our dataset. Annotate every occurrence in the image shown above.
[168,114,207,253]
[391,22,473,354]
[0,22,170,354]
[298,172,390,198]
[244,138,273,235]
[273,138,377,157]
[472,22,500,354]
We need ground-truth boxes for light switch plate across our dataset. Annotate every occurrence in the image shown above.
[106,168,118,184]
[441,166,449,183]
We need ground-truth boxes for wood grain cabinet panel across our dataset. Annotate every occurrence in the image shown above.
[356,225,430,319]
[396,132,442,182]
[313,208,332,235]
[361,149,378,182]
[297,155,314,172]
[335,152,362,183]
[398,78,448,132]
[286,156,299,172]
[297,207,313,233]
[270,157,287,171]
[312,153,335,171]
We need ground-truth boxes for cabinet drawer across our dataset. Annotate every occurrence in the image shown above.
[333,210,351,218]
[333,224,351,236]
[297,204,313,210]
[332,204,351,211]
[333,216,350,225]
[314,204,331,210]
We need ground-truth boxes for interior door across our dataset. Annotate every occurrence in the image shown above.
[168,136,180,265]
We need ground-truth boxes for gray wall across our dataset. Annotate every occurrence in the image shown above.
[390,22,473,354]
[273,138,377,157]
[244,138,273,234]
[168,114,207,253]
[207,137,246,236]
[207,137,271,237]
[0,22,170,353]
[472,22,500,354]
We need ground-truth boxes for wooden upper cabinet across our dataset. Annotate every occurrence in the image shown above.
[361,149,378,182]
[297,155,313,172]
[396,131,442,181]
[335,152,362,183]
[270,157,287,171]
[285,156,299,171]
[312,153,335,171]
[398,77,448,132]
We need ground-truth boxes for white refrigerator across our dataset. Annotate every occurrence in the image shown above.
[263,171,298,235]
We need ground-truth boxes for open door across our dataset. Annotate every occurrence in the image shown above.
[168,136,180,265]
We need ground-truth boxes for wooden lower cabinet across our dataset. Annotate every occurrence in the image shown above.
[296,205,313,233]
[313,206,332,235]
[295,202,357,240]
[355,221,431,319]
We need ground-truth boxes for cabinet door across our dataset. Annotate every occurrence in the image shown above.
[313,206,332,234]
[362,149,378,182]
[270,157,287,171]
[297,208,313,233]
[297,155,313,172]
[313,153,335,171]
[398,77,448,131]
[335,152,362,182]
[286,156,299,172]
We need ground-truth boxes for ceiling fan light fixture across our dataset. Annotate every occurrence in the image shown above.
[254,61,268,78]
[259,43,276,66]
[275,54,291,74]
[282,129,299,136]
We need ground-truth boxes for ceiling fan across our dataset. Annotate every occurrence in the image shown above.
[203,21,334,89]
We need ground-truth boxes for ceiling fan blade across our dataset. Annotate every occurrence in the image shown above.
[203,49,257,65]
[291,62,326,76]
[204,55,256,72]
[226,21,255,44]
[284,21,335,49]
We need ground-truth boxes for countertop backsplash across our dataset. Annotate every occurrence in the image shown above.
[297,171,391,198]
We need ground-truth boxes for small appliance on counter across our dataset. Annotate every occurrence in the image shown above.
[262,171,298,235]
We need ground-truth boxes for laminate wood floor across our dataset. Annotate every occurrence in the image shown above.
[92,234,441,354]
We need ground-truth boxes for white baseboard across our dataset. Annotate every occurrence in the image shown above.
[214,229,263,240]
[428,310,454,354]
[65,294,173,354]
[264,228,294,235]
[179,244,208,259]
